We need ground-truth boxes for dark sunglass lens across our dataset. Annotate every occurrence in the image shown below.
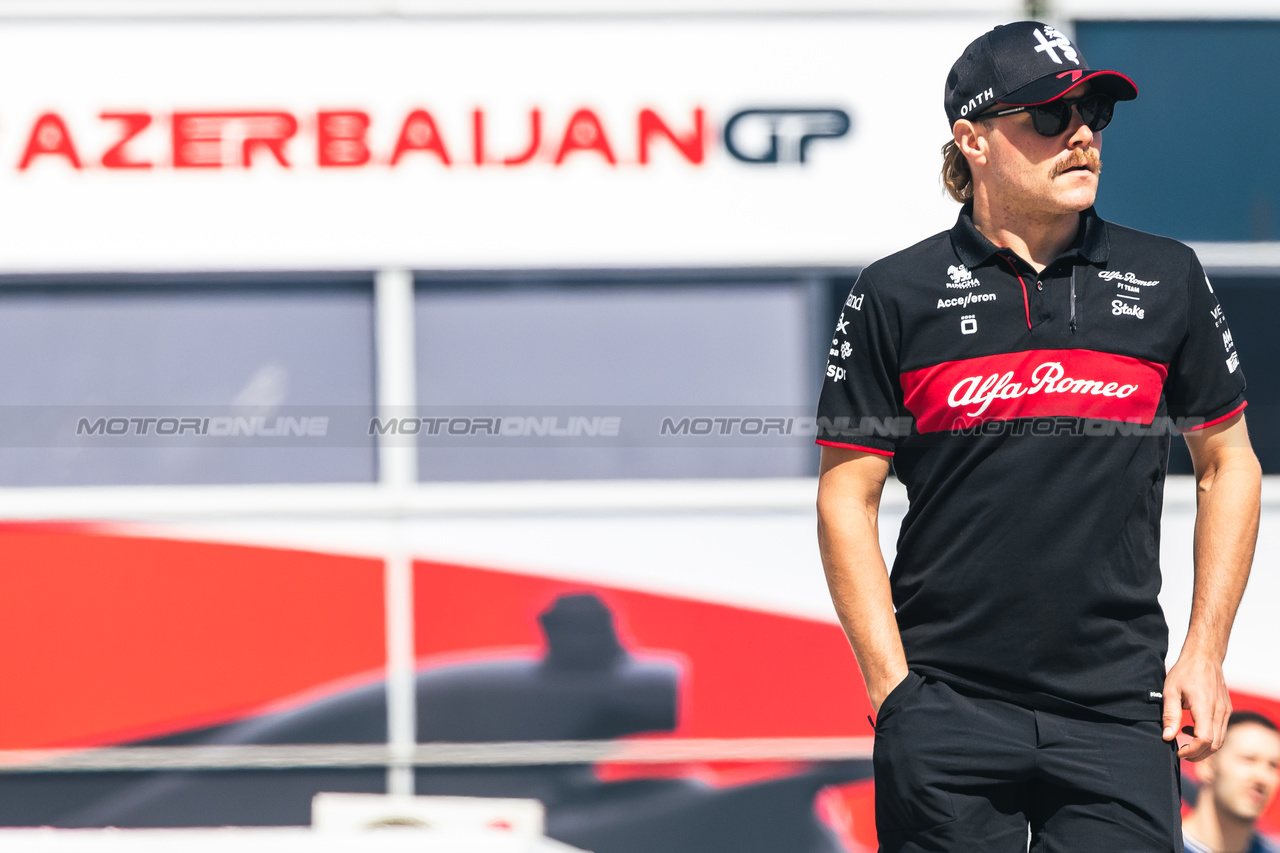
[1078,96,1115,132]
[1029,102,1072,137]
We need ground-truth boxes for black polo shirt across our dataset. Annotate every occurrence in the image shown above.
[817,204,1247,720]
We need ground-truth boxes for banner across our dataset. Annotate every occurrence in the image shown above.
[0,16,1002,271]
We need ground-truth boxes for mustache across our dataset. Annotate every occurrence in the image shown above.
[1052,149,1101,177]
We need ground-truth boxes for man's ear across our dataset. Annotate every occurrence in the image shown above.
[954,119,987,167]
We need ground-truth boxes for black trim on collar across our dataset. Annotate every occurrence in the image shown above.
[950,203,1111,269]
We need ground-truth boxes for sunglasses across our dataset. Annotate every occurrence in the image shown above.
[978,94,1116,137]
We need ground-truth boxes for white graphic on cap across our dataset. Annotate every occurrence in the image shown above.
[959,89,995,117]
[1033,26,1079,65]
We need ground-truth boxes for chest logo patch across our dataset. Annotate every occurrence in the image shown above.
[946,264,981,289]
[899,349,1168,432]
[1099,270,1159,291]
[1111,300,1145,319]
[937,292,996,310]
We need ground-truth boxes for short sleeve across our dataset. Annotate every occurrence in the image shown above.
[815,270,906,455]
[1164,252,1248,431]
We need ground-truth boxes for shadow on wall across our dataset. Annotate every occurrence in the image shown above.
[0,593,871,853]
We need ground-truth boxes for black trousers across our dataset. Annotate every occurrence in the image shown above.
[873,672,1183,853]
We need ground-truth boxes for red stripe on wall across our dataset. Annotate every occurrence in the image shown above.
[900,349,1168,433]
[0,527,385,749]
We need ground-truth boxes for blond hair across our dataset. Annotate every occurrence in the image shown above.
[941,113,992,203]
[940,139,973,203]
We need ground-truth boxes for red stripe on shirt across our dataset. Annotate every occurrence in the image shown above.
[815,439,895,457]
[997,253,1032,330]
[1181,400,1248,432]
[900,348,1168,433]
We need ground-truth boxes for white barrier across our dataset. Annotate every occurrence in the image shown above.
[0,827,588,853]
[312,793,545,835]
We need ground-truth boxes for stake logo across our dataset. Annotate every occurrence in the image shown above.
[1111,300,1145,319]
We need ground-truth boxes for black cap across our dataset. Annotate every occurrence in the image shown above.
[944,21,1137,127]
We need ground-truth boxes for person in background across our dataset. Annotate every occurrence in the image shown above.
[1184,711,1280,853]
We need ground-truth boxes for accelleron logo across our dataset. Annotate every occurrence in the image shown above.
[937,292,996,310]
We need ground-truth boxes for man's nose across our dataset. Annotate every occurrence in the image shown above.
[1066,111,1094,148]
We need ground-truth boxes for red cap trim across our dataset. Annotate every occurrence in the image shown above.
[996,70,1139,108]
[816,439,894,457]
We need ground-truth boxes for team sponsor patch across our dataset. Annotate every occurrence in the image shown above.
[937,292,996,310]
[946,264,981,289]
[1099,270,1159,288]
[900,349,1168,432]
[1111,300,1144,319]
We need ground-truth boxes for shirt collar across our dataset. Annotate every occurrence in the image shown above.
[950,202,1110,268]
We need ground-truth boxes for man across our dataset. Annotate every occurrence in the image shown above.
[1184,712,1280,853]
[815,20,1262,852]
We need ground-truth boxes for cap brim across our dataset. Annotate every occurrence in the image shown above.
[999,69,1138,107]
